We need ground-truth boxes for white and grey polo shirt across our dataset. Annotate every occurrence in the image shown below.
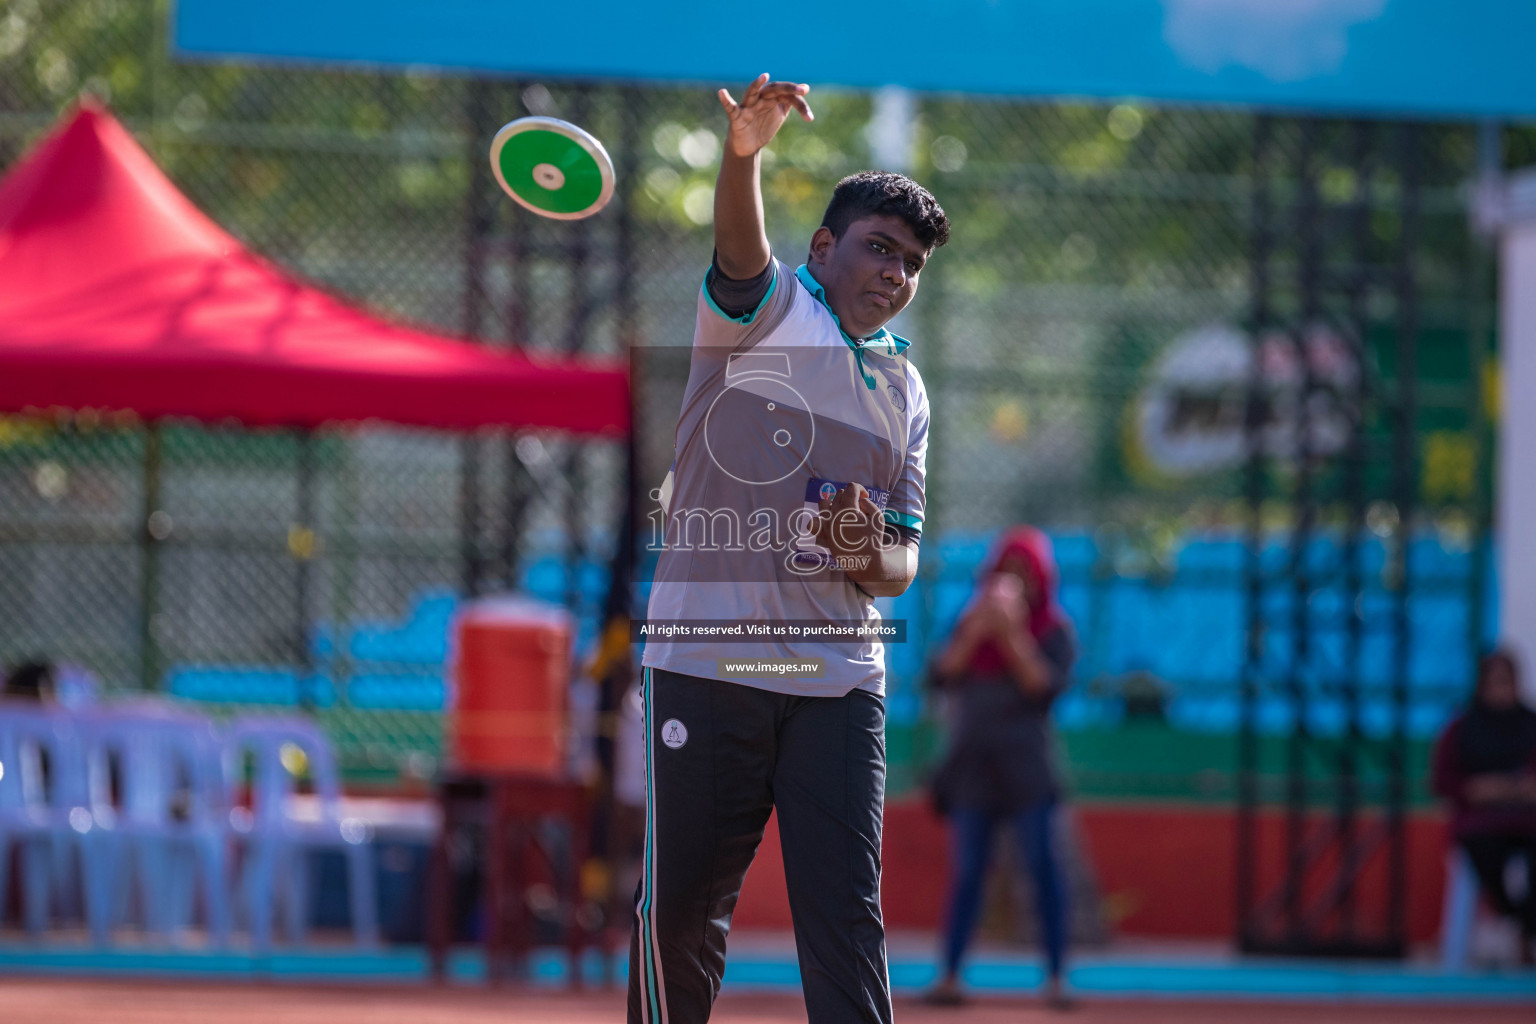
[641,258,929,697]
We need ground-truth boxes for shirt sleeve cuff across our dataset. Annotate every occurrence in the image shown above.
[702,258,777,324]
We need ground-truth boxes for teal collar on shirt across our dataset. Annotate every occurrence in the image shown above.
[795,264,910,389]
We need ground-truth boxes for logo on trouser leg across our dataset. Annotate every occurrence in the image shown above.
[661,719,688,749]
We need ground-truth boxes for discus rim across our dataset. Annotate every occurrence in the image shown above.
[489,116,615,221]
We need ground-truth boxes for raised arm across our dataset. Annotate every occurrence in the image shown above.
[714,74,813,279]
[932,587,1052,696]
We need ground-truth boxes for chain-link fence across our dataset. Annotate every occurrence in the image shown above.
[0,1,1511,796]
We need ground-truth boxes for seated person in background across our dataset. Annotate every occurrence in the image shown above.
[1433,649,1536,966]
[2,660,55,702]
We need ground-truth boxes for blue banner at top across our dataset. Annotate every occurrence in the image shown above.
[174,0,1536,120]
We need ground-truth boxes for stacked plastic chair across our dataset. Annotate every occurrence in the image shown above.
[3,701,381,950]
[1440,846,1532,970]
[77,703,232,946]
[0,704,91,934]
[224,716,380,951]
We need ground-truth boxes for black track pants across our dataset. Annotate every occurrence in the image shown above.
[628,667,892,1024]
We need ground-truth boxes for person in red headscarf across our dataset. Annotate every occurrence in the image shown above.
[923,526,1076,1009]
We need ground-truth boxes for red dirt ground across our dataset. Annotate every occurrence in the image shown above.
[0,980,1531,1023]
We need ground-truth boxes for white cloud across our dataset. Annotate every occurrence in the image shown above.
[1163,0,1389,83]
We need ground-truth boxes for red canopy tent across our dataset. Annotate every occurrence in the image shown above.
[0,101,627,436]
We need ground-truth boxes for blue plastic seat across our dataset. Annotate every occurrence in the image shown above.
[1439,845,1531,970]
[0,703,91,935]
[76,704,231,946]
[223,715,379,950]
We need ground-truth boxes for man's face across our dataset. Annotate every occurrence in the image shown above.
[807,213,929,340]
[1480,660,1519,711]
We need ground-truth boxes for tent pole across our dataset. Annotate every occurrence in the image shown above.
[561,85,595,615]
[616,85,641,607]
[1466,122,1500,678]
[589,85,643,865]
[501,80,532,589]
[459,78,494,598]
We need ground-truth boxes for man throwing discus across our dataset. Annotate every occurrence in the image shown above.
[633,73,949,1024]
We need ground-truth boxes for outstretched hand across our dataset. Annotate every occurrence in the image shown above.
[718,73,813,158]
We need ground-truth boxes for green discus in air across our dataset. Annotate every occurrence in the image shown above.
[490,116,615,220]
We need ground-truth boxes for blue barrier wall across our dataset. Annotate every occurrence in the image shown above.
[168,527,1492,740]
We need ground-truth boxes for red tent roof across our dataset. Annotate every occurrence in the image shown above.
[0,102,627,436]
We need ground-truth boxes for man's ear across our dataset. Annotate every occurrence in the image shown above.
[808,225,836,266]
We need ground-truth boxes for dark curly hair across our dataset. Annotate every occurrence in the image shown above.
[820,171,950,252]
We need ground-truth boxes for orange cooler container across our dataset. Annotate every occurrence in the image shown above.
[449,597,573,775]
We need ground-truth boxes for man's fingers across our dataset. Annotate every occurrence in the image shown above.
[792,96,815,122]
[828,485,874,522]
[743,80,810,108]
[756,82,810,103]
[811,507,831,543]
[742,73,768,105]
[717,89,739,116]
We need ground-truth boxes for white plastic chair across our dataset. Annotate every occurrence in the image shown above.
[77,705,232,945]
[1440,848,1478,970]
[0,704,91,935]
[224,716,379,950]
[1440,846,1531,970]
